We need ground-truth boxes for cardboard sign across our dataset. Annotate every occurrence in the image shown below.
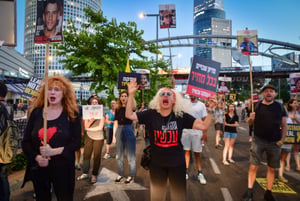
[22,77,41,99]
[256,178,296,194]
[284,124,300,144]
[82,105,103,120]
[186,55,220,99]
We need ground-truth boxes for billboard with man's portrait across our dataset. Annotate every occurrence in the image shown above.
[34,0,64,43]
[159,4,176,29]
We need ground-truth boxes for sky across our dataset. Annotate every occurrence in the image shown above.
[15,0,300,68]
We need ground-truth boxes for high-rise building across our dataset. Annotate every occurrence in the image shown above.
[193,0,232,67]
[24,0,101,99]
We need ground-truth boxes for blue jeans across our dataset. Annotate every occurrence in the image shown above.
[0,164,10,201]
[116,125,136,177]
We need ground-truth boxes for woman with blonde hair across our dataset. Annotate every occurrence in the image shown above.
[22,75,81,201]
[125,82,216,201]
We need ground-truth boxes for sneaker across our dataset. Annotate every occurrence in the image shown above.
[104,153,111,159]
[242,190,253,201]
[264,190,276,201]
[77,173,88,181]
[186,173,189,180]
[198,173,207,184]
[278,176,288,183]
[124,176,134,184]
[115,175,124,182]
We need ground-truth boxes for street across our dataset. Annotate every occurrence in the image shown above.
[10,121,300,201]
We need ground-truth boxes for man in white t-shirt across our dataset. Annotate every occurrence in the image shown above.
[182,95,208,184]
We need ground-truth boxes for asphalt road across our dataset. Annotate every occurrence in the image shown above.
[10,121,300,201]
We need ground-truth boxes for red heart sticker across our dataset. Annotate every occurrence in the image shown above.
[38,127,57,144]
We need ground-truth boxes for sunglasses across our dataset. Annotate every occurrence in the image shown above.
[159,92,173,97]
[164,14,172,18]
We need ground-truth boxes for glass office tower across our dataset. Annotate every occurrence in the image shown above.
[193,0,232,67]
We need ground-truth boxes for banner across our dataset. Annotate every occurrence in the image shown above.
[159,4,176,29]
[237,29,258,55]
[22,77,41,99]
[285,124,300,144]
[82,105,103,120]
[186,55,220,99]
[34,0,64,43]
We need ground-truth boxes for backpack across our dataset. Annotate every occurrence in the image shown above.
[0,103,19,164]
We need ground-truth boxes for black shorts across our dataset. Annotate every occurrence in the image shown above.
[214,123,223,131]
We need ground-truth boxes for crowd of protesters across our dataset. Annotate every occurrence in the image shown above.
[2,77,300,201]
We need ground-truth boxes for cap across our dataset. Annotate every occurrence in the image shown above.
[262,84,276,92]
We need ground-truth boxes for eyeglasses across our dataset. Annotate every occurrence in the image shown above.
[159,92,173,97]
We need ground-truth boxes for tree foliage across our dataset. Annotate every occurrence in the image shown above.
[55,8,171,104]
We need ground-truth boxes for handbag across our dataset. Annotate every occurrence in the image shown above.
[140,145,151,170]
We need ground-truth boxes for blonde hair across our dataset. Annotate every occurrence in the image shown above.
[149,88,189,117]
[33,75,78,120]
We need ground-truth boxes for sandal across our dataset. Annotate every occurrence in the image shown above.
[228,159,235,164]
[91,175,97,184]
[278,176,288,183]
[77,173,88,181]
[115,175,124,182]
[223,161,230,165]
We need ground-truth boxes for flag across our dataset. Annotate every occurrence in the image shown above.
[125,58,131,72]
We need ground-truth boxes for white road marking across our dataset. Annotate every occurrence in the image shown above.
[209,158,221,174]
[221,187,233,201]
[84,168,147,200]
[238,126,247,131]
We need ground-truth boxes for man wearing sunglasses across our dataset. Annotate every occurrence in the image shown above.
[125,81,216,201]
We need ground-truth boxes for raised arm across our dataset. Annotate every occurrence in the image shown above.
[125,81,139,122]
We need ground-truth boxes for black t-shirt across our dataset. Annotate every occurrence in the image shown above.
[137,109,195,167]
[115,107,132,125]
[22,108,81,167]
[224,113,239,133]
[254,101,286,142]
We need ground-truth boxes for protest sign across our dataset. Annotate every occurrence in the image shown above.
[118,72,137,89]
[186,55,220,99]
[23,77,41,99]
[284,124,300,144]
[82,105,103,120]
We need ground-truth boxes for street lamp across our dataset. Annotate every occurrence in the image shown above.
[139,12,159,62]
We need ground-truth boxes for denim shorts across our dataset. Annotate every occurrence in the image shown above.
[224,132,237,139]
[249,137,281,168]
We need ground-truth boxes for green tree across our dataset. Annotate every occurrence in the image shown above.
[55,8,171,104]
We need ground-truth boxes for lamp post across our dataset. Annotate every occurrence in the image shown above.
[139,12,159,62]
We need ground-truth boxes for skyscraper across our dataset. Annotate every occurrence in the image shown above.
[193,0,232,67]
[24,0,102,79]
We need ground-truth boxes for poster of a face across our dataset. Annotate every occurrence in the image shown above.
[159,4,176,29]
[290,73,300,94]
[138,74,150,90]
[34,0,64,43]
[237,29,258,55]
[218,77,231,94]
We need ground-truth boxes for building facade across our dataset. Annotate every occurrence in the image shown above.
[24,0,102,100]
[193,0,232,67]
